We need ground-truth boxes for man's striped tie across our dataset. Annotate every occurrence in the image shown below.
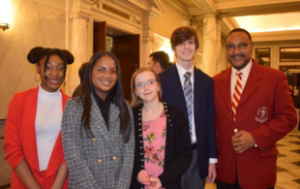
[232,71,242,121]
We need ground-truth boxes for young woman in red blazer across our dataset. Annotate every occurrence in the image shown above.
[4,47,74,189]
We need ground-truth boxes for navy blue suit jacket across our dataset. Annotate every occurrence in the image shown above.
[159,64,217,178]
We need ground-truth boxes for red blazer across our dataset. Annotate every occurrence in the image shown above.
[213,60,297,189]
[4,86,69,189]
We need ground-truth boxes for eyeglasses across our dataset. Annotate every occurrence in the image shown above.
[226,42,249,51]
[135,79,157,90]
[95,66,119,76]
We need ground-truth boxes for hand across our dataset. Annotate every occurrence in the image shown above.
[231,130,255,154]
[206,163,216,183]
[137,170,150,185]
[148,177,162,189]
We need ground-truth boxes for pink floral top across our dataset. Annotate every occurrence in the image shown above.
[142,111,167,189]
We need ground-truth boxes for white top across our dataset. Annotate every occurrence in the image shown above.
[230,60,253,100]
[35,84,62,171]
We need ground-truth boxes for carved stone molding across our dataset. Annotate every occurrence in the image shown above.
[70,11,91,22]
[142,11,157,42]
[70,0,93,21]
[201,11,219,19]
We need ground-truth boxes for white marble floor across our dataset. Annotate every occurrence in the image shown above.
[275,132,300,189]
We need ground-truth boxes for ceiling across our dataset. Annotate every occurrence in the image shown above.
[171,0,300,41]
[234,12,300,33]
[216,0,300,41]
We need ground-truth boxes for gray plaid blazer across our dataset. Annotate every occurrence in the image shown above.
[61,95,134,189]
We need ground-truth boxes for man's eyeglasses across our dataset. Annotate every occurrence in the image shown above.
[226,42,249,51]
[135,79,157,90]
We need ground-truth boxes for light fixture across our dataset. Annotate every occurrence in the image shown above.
[0,0,11,31]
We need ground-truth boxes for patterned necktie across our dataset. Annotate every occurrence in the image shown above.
[232,71,242,121]
[183,72,193,136]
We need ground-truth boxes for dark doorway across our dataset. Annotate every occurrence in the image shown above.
[112,35,139,101]
[93,22,140,101]
[94,22,106,52]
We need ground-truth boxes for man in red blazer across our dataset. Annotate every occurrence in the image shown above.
[213,28,297,189]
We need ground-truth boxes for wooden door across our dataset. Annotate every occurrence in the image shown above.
[113,35,140,101]
[94,22,106,53]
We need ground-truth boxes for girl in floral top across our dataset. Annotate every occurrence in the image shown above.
[130,68,192,189]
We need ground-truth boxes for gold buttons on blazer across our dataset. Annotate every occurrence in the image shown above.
[120,134,123,139]
[97,159,102,164]
[112,156,117,161]
[92,138,97,142]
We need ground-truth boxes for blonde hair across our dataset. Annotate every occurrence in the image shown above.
[130,68,163,107]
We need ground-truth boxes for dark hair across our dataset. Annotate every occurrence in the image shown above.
[27,46,74,77]
[170,26,199,50]
[80,51,132,143]
[149,51,170,70]
[78,63,88,83]
[227,28,253,43]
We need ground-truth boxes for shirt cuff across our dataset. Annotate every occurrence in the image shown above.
[209,158,218,164]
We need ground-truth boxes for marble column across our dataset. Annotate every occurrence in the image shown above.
[141,11,156,68]
[66,12,90,96]
[216,16,223,73]
[202,12,221,77]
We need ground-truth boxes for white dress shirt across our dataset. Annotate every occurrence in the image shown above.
[175,63,196,144]
[230,60,257,148]
[230,60,253,101]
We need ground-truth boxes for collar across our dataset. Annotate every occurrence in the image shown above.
[175,62,194,77]
[38,83,61,101]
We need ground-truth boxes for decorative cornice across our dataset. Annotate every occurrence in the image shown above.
[221,17,239,30]
[182,13,192,21]
[220,18,234,37]
[252,30,300,42]
[191,0,216,11]
[127,0,149,11]
[216,0,300,17]
[215,0,300,9]
[168,0,188,13]
[69,0,94,21]
[103,4,130,20]
[147,0,165,15]
[202,11,219,18]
